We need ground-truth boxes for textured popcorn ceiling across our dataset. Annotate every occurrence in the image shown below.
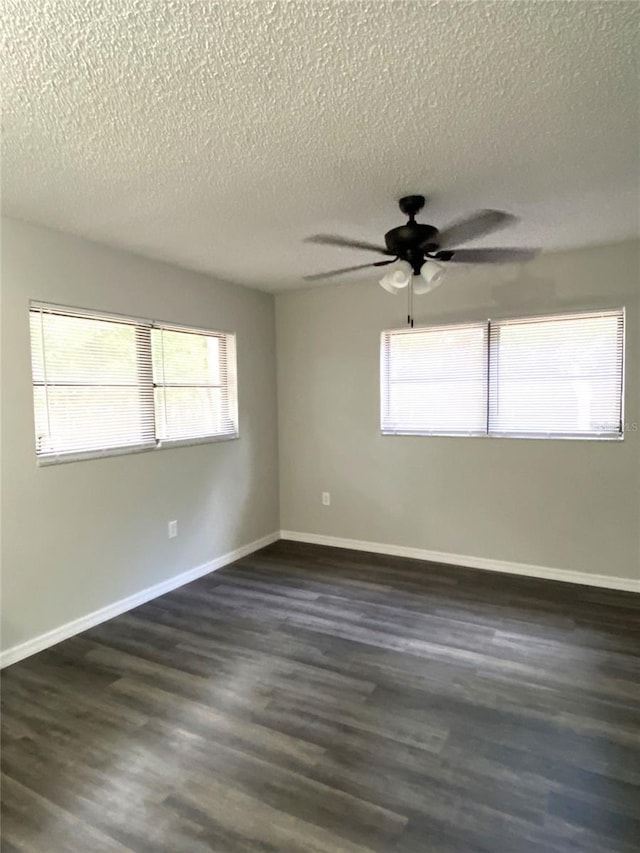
[2,1,639,291]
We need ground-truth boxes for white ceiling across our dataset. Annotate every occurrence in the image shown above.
[2,1,639,292]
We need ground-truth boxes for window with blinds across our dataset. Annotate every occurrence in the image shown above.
[152,326,237,443]
[381,323,488,435]
[488,310,624,438]
[381,309,624,439]
[29,303,238,463]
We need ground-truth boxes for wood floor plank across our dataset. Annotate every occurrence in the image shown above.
[2,539,639,852]
[0,773,134,853]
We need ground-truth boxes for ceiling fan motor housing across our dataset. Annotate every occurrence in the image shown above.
[384,223,440,273]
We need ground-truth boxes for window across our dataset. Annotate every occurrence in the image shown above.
[381,309,624,440]
[488,311,624,438]
[381,323,488,435]
[29,303,238,463]
[152,326,237,443]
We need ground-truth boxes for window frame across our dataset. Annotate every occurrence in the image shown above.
[380,308,625,442]
[30,301,239,466]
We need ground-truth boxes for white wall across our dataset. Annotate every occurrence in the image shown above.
[277,240,640,582]
[1,218,279,653]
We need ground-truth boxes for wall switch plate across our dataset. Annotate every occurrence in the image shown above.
[168,520,178,538]
[322,492,331,506]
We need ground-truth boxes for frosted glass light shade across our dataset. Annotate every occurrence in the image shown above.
[413,260,445,294]
[379,260,412,293]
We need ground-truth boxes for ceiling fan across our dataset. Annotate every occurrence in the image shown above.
[304,195,538,325]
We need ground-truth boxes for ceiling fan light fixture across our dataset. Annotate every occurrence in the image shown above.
[379,260,412,293]
[414,260,446,294]
[379,276,401,294]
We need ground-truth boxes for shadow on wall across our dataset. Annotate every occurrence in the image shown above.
[414,258,633,325]
[489,270,558,309]
[488,264,634,314]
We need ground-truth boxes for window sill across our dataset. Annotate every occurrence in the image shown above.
[381,430,624,441]
[36,432,239,466]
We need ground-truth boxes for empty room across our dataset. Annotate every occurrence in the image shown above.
[1,1,639,851]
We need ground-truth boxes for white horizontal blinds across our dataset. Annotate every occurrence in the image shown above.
[381,323,488,435]
[488,310,624,437]
[29,306,155,457]
[151,326,238,442]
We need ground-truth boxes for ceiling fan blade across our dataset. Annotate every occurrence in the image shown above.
[436,210,518,248]
[303,259,395,281]
[440,248,539,264]
[305,234,392,255]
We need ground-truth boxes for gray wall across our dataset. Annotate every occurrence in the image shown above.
[2,223,638,658]
[1,218,279,651]
[277,240,640,581]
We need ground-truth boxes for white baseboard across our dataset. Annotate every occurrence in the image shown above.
[0,531,280,669]
[280,530,640,593]
[4,528,636,669]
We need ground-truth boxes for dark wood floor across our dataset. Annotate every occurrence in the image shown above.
[2,540,640,853]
